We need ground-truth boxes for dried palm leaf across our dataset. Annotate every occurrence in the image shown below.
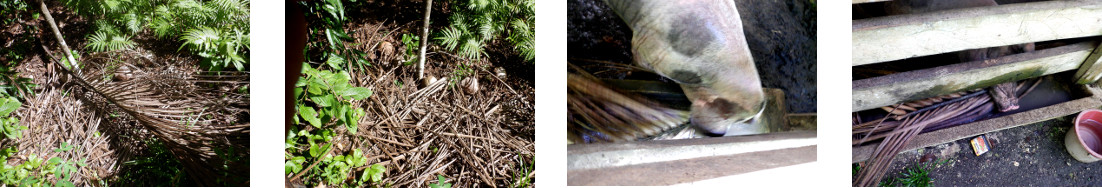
[567,74,688,143]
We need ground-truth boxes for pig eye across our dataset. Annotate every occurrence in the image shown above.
[667,70,702,84]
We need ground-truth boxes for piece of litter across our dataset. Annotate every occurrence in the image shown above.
[971,135,991,156]
[1012,161,1019,166]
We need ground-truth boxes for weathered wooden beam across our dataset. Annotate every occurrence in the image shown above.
[1074,43,1102,84]
[569,131,816,185]
[853,42,1096,112]
[854,85,1102,163]
[852,1,1102,66]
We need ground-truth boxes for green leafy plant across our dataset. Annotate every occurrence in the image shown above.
[0,97,25,139]
[447,63,474,87]
[0,64,34,101]
[435,0,534,62]
[287,62,381,187]
[85,22,136,52]
[300,0,372,71]
[0,149,86,187]
[294,64,371,134]
[401,33,420,65]
[362,163,385,183]
[116,138,191,186]
[429,175,451,188]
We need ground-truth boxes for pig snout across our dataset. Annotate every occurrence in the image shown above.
[685,86,765,135]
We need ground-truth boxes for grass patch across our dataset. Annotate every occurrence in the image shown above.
[879,159,949,187]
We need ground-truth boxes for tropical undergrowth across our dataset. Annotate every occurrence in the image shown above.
[436,0,534,62]
[114,138,192,186]
[286,63,382,188]
[62,0,251,71]
[289,1,389,187]
[0,48,79,187]
[298,0,373,72]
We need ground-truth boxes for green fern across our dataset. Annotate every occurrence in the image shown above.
[436,27,462,53]
[181,27,221,52]
[85,31,135,52]
[65,0,250,71]
[435,0,534,62]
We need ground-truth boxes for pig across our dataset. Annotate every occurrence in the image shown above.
[603,0,766,135]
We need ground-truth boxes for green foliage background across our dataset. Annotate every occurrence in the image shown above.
[63,0,251,71]
[436,0,534,62]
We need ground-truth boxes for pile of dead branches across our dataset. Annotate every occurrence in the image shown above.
[348,55,535,187]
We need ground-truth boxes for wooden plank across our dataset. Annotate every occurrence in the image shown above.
[854,85,1102,163]
[570,146,816,186]
[569,131,816,185]
[852,1,1102,66]
[853,42,1095,112]
[1074,43,1102,84]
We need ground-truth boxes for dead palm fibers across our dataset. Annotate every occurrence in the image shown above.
[567,73,689,143]
[345,53,534,187]
[852,79,1040,186]
[44,49,249,186]
[16,86,115,186]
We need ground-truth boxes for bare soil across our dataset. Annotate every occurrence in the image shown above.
[881,115,1102,186]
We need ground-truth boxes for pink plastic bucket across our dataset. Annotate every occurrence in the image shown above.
[1066,109,1102,162]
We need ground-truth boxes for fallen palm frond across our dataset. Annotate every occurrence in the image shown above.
[566,73,689,143]
[40,2,249,186]
[852,79,1042,186]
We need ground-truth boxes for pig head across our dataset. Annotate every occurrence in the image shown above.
[604,0,765,135]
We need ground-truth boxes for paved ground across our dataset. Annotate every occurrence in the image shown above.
[879,114,1102,186]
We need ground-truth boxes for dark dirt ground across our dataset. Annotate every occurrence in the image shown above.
[567,0,817,113]
[880,115,1102,186]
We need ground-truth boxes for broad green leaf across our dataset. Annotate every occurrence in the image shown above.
[310,94,336,107]
[352,149,366,167]
[286,156,305,174]
[307,79,326,95]
[309,144,321,158]
[0,97,20,116]
[54,180,73,187]
[341,87,372,100]
[326,53,344,70]
[368,164,386,182]
[294,88,303,100]
[299,105,320,128]
[47,157,61,166]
